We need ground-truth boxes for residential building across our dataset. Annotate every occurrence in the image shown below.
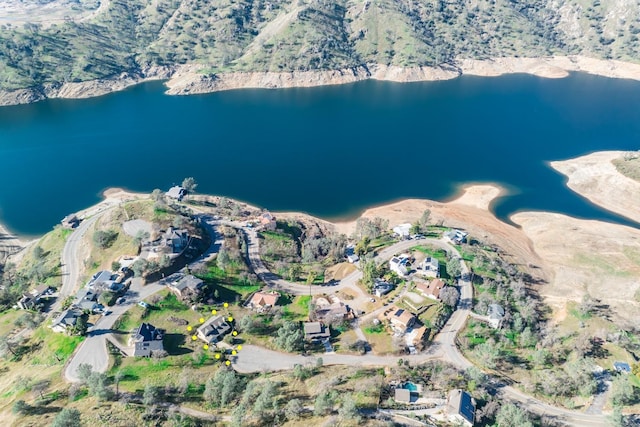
[313,297,351,324]
[50,308,83,333]
[129,323,165,357]
[389,255,410,277]
[166,186,186,201]
[444,229,468,245]
[303,322,331,341]
[247,291,280,312]
[373,280,394,297]
[392,223,412,239]
[383,306,416,333]
[420,256,440,278]
[161,227,190,256]
[415,279,445,301]
[614,361,632,374]
[17,295,35,310]
[259,211,277,231]
[87,270,115,289]
[197,315,231,344]
[447,389,476,427]
[487,303,505,329]
[30,284,53,298]
[168,274,204,300]
[61,214,80,229]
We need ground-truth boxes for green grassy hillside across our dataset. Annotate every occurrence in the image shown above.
[0,0,638,90]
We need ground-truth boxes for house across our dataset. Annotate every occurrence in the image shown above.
[248,291,280,312]
[313,297,351,324]
[30,284,53,298]
[166,186,186,201]
[259,211,277,231]
[383,306,416,333]
[613,361,632,374]
[487,303,505,329]
[394,388,413,403]
[392,223,412,239]
[17,295,35,310]
[168,274,204,300]
[303,322,331,341]
[415,279,445,301]
[129,323,164,357]
[87,270,115,289]
[346,254,359,263]
[161,227,190,256]
[444,229,468,245]
[420,256,440,278]
[50,308,83,333]
[389,255,410,277]
[447,389,476,427]
[76,299,103,313]
[61,214,81,229]
[373,280,394,297]
[196,315,231,344]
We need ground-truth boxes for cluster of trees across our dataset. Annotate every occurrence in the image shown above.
[353,217,388,241]
[92,229,119,249]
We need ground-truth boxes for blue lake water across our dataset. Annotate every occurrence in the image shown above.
[1,73,639,236]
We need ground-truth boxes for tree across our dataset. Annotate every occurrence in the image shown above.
[150,188,165,202]
[0,335,18,358]
[12,400,31,416]
[439,286,460,307]
[51,408,82,427]
[87,372,112,401]
[274,321,304,352]
[338,394,360,421]
[284,398,303,420]
[253,380,278,421]
[287,264,302,282]
[92,229,118,249]
[76,363,94,383]
[314,390,336,416]
[355,236,370,256]
[143,384,162,406]
[610,374,635,406]
[114,370,125,398]
[131,258,149,277]
[32,245,44,260]
[608,405,624,427]
[418,209,431,231]
[182,177,198,193]
[447,256,462,278]
[360,256,378,290]
[494,402,533,427]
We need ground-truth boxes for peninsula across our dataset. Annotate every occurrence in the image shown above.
[0,151,639,426]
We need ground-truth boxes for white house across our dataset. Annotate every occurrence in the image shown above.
[487,304,505,329]
[392,223,412,239]
[420,256,440,278]
[389,255,410,277]
[444,229,468,245]
[166,186,186,201]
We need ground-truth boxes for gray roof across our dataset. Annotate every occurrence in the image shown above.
[614,362,631,373]
[166,186,186,199]
[52,308,82,327]
[449,389,475,425]
[171,275,204,292]
[89,270,114,286]
[133,323,164,343]
[197,315,231,343]
[487,304,505,319]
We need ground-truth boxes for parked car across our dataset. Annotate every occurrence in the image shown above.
[116,297,126,305]
[138,301,149,308]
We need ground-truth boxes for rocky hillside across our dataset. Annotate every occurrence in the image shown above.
[0,0,638,91]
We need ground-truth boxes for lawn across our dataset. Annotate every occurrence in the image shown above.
[282,295,311,321]
[363,329,394,355]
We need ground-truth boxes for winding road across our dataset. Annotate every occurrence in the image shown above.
[61,213,608,426]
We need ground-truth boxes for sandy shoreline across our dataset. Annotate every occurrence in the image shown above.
[2,55,640,107]
[550,151,640,225]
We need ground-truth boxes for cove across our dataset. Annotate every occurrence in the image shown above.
[1,73,640,237]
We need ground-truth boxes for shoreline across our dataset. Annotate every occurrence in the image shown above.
[2,55,640,107]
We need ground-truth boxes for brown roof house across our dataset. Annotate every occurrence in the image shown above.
[247,291,280,312]
[259,211,277,231]
[415,279,445,301]
[382,306,417,333]
[312,296,352,324]
[168,275,205,301]
[197,315,231,344]
[129,323,165,357]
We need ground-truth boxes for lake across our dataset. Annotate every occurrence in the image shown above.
[1,73,640,237]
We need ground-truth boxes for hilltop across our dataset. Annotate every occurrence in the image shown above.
[1,0,640,104]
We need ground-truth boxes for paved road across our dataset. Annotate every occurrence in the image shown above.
[54,214,103,313]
